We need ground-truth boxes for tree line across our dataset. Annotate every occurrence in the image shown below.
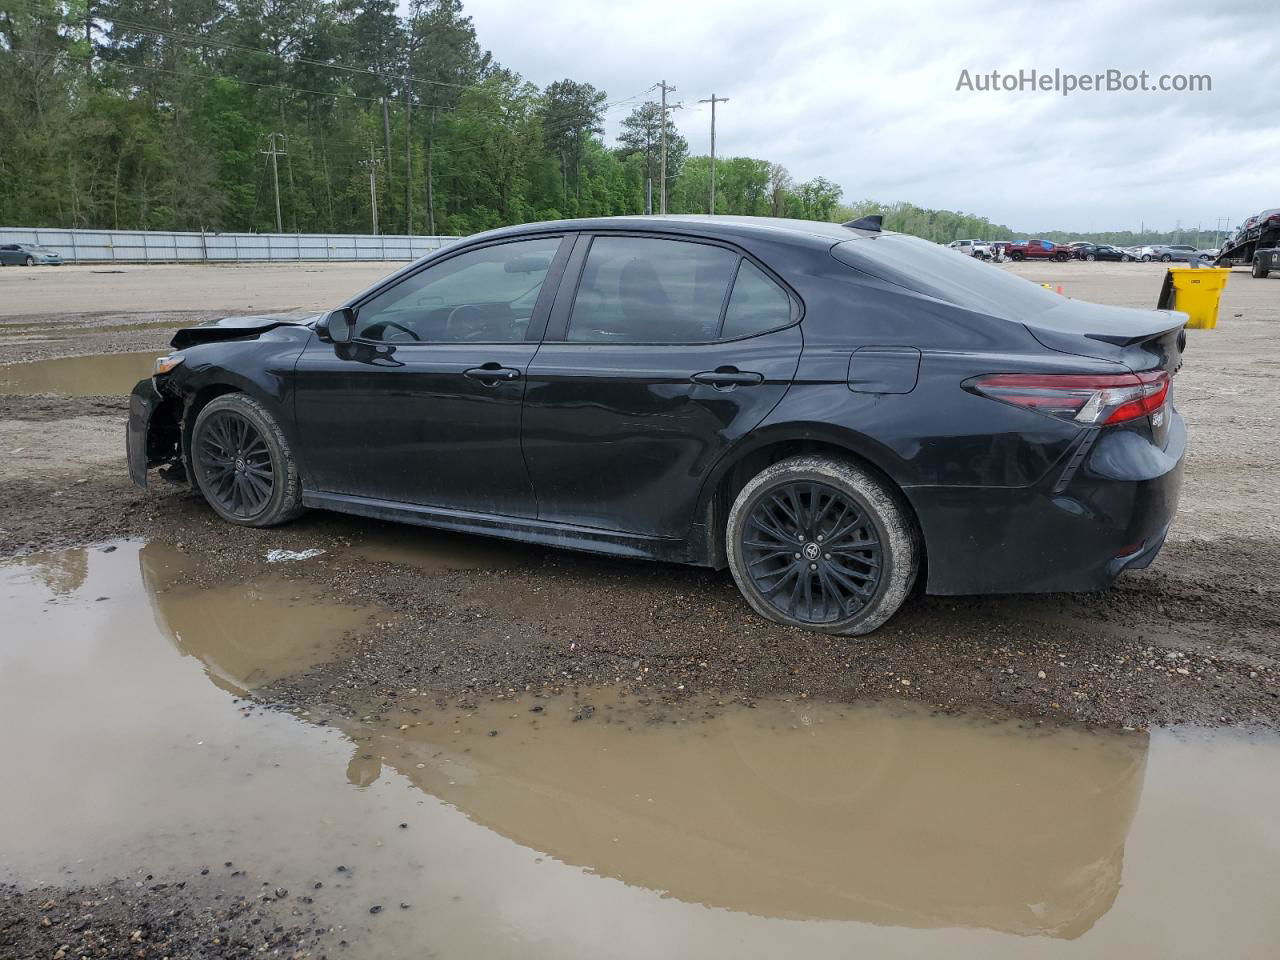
[0,0,1224,246]
[0,0,858,236]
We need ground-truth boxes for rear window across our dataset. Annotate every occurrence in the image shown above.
[831,234,1063,320]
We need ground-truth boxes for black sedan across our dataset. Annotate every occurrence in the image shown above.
[127,216,1187,636]
[1073,243,1132,262]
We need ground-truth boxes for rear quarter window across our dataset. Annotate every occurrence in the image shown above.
[831,234,1063,321]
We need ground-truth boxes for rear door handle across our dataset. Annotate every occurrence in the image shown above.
[464,364,521,384]
[691,368,765,388]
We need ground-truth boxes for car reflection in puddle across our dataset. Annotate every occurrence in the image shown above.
[2,540,1278,960]
[332,692,1146,939]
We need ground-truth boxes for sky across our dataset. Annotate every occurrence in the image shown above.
[458,0,1278,234]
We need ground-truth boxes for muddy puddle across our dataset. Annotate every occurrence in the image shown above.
[2,541,1279,958]
[0,350,159,395]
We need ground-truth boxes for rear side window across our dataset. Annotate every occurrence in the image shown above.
[832,234,1063,321]
[722,260,791,339]
[568,236,738,343]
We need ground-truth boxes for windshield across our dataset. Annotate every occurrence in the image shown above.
[831,234,1064,320]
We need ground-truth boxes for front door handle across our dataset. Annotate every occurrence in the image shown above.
[464,364,521,384]
[691,367,765,388]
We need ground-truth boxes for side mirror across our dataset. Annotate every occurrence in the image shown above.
[317,307,355,344]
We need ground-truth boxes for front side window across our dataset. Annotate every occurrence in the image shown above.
[567,236,738,343]
[354,236,561,343]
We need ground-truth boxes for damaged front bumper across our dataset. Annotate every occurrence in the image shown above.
[127,377,183,487]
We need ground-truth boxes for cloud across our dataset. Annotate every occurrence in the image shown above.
[459,0,1279,232]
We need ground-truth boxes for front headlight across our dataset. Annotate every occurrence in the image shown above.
[153,354,185,376]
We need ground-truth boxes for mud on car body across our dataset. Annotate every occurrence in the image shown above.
[128,215,1187,636]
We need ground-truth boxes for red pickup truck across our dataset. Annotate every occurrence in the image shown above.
[1006,239,1070,262]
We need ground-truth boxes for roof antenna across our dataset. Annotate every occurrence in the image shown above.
[842,214,883,232]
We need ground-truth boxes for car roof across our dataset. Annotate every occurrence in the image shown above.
[462,214,882,250]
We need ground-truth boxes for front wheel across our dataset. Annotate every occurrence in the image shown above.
[1121,255,1131,262]
[1142,255,1153,262]
[726,456,919,636]
[190,393,304,527]
[1086,254,1097,261]
[1160,254,1173,262]
[23,256,34,266]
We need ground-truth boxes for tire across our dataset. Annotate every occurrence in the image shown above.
[190,393,304,527]
[1160,254,1172,262]
[1086,254,1097,262]
[1142,255,1152,262]
[24,256,34,266]
[1010,252,1024,262]
[1121,255,1131,262]
[1253,259,1270,279]
[726,455,919,636]
[1054,253,1068,262]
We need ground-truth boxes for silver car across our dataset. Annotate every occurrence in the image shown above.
[0,243,64,266]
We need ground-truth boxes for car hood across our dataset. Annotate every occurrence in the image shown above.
[170,313,322,349]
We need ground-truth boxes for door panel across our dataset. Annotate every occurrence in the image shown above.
[292,235,570,516]
[294,339,540,515]
[522,326,803,537]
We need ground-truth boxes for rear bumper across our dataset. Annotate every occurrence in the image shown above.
[908,411,1185,595]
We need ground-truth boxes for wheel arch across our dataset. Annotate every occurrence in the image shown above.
[177,375,301,480]
[695,424,926,574]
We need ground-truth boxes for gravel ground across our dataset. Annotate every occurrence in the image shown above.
[0,870,335,959]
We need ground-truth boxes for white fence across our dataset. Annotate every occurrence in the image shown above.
[0,227,461,263]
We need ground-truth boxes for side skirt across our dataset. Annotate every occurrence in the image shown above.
[301,491,709,566]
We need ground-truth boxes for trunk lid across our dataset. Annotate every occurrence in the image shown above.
[1021,299,1187,377]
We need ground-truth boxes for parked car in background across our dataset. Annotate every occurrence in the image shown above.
[0,243,63,266]
[947,239,992,259]
[1005,239,1070,262]
[126,215,1188,637]
[1073,243,1133,262]
[1147,244,1213,263]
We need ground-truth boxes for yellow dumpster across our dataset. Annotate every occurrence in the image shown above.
[1156,266,1231,329]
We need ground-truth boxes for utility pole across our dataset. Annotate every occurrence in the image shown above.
[657,80,676,215]
[362,144,379,235]
[260,133,286,233]
[404,74,413,234]
[381,98,393,225]
[697,93,729,214]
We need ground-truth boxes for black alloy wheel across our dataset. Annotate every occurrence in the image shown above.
[740,480,884,625]
[196,410,275,518]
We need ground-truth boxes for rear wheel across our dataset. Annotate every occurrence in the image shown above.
[1142,254,1153,262]
[1254,258,1270,279]
[1121,255,1132,262]
[1010,252,1024,262]
[1086,254,1097,262]
[191,393,304,527]
[1160,254,1173,262]
[726,456,918,636]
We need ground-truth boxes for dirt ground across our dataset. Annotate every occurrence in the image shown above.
[0,259,1277,732]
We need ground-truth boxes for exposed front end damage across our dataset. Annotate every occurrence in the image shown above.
[127,377,186,487]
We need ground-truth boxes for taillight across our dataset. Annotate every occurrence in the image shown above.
[967,371,1170,426]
